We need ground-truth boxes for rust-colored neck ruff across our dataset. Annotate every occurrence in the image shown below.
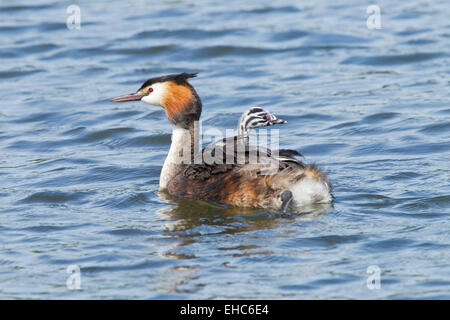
[162,81,195,125]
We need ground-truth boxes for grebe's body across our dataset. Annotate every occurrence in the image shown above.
[111,73,332,211]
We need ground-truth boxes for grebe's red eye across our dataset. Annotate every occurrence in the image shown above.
[148,87,153,93]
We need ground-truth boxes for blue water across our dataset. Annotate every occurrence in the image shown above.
[0,0,449,299]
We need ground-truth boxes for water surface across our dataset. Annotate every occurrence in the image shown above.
[0,0,449,299]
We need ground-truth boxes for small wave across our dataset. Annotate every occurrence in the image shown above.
[114,45,177,56]
[81,259,175,274]
[0,3,54,12]
[132,28,237,41]
[102,228,156,236]
[282,234,365,249]
[23,223,90,233]
[18,191,90,204]
[418,122,450,135]
[193,45,277,58]
[75,127,136,143]
[95,192,153,209]
[362,238,415,252]
[0,68,43,79]
[341,52,445,66]
[362,112,400,123]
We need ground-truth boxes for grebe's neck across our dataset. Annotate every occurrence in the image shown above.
[160,121,199,190]
[237,115,250,145]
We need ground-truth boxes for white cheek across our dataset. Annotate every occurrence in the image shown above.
[141,94,160,106]
[141,82,165,106]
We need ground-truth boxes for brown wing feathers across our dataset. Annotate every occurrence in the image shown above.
[167,141,311,208]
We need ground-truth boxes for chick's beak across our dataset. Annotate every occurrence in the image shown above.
[271,118,287,124]
[268,114,287,125]
[110,92,146,102]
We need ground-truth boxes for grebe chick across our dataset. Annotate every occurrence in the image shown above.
[238,107,286,138]
[111,73,332,211]
[213,107,287,150]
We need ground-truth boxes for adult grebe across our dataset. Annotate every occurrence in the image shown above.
[111,73,332,211]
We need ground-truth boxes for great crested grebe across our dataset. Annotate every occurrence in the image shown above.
[111,73,332,211]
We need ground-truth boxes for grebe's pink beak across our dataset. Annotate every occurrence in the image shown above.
[110,92,146,102]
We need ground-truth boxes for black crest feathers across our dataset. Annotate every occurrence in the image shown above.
[139,72,197,90]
